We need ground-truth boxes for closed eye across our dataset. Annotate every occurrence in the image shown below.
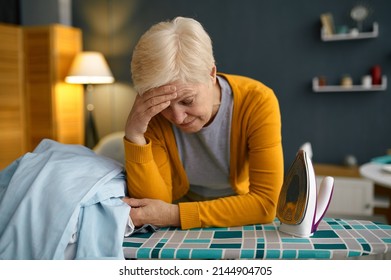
[180,98,194,106]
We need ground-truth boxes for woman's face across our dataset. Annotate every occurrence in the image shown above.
[160,81,217,133]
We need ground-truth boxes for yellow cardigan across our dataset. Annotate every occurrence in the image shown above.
[124,73,284,229]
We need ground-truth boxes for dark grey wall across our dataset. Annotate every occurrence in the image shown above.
[19,0,72,26]
[0,0,20,24]
[52,0,391,167]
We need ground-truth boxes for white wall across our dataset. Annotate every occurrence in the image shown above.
[91,83,137,138]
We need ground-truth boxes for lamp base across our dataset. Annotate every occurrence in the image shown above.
[84,84,99,149]
[85,107,98,149]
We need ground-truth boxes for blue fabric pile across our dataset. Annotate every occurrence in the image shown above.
[0,139,130,259]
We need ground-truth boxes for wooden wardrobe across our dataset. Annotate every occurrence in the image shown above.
[0,24,84,170]
[0,24,25,170]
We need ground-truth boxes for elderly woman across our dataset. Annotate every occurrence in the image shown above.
[123,16,283,230]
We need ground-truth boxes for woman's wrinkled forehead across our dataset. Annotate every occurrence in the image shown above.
[170,81,198,97]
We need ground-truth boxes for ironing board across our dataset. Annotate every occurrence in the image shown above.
[123,218,391,260]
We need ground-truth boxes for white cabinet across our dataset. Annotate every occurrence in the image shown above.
[316,176,374,216]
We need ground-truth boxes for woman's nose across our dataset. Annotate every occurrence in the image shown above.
[167,106,186,124]
[171,107,187,124]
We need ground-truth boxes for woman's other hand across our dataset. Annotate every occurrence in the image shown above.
[122,197,180,228]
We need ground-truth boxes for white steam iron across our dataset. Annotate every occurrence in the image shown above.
[277,149,334,237]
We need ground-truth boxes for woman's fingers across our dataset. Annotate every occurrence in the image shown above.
[122,197,144,207]
[123,198,147,227]
[142,86,177,113]
[143,85,177,99]
[123,198,180,228]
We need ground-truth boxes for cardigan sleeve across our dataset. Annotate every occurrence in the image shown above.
[124,138,173,203]
[124,116,189,203]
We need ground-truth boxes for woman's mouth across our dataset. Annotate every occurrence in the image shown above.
[181,118,196,127]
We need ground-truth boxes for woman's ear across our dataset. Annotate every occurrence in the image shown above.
[210,65,217,83]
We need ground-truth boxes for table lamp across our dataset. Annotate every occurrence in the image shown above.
[65,51,114,148]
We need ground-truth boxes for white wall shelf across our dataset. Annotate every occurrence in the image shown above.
[312,76,387,92]
[321,22,379,41]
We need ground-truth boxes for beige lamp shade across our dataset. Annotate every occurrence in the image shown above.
[65,51,114,84]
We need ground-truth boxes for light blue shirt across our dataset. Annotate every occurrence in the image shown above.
[0,139,130,259]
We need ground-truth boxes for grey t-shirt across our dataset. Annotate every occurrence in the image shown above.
[173,76,234,198]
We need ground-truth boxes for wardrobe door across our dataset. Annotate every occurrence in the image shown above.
[23,24,84,151]
[0,24,25,169]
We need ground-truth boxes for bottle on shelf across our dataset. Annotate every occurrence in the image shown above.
[371,65,382,85]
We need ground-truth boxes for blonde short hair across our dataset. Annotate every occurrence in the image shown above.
[131,17,215,94]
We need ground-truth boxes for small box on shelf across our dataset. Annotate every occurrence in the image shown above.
[320,13,335,36]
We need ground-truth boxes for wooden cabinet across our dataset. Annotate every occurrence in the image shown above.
[0,24,25,170]
[0,24,84,169]
[23,25,84,151]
